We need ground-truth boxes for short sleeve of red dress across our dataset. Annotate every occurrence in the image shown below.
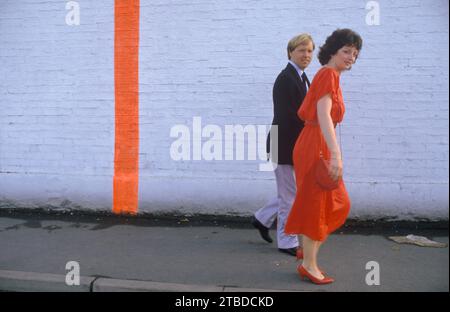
[298,67,341,123]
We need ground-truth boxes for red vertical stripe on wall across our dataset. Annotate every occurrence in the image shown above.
[113,0,140,214]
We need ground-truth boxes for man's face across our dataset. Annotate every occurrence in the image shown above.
[289,41,314,70]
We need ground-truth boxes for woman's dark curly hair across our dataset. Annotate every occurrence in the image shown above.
[318,29,363,65]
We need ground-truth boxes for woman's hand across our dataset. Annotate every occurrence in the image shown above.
[329,157,343,181]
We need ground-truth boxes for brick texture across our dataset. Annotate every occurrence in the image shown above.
[0,0,448,219]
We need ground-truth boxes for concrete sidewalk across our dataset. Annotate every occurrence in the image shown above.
[0,212,448,292]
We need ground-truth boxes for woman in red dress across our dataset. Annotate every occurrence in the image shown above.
[285,29,363,284]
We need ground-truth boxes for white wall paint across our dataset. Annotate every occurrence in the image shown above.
[1,0,448,220]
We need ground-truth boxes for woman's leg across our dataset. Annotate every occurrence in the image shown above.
[301,235,324,279]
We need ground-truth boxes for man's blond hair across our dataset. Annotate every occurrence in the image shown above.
[287,33,315,59]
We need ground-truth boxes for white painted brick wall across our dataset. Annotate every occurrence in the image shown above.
[0,0,114,210]
[1,0,448,220]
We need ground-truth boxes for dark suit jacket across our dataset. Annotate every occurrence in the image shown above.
[266,63,310,165]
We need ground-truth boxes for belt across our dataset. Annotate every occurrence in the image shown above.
[305,120,319,126]
[304,120,337,128]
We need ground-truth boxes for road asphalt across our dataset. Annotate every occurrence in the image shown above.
[0,210,448,292]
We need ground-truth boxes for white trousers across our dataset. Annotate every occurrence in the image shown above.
[254,164,299,249]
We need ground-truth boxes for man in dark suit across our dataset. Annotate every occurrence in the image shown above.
[252,34,314,256]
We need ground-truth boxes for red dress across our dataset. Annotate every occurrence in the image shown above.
[285,67,351,242]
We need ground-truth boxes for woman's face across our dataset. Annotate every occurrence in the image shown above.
[331,45,359,71]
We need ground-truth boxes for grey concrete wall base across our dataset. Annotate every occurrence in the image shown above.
[0,270,94,292]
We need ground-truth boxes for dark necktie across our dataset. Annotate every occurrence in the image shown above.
[300,72,308,93]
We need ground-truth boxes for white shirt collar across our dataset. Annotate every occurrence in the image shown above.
[288,60,305,80]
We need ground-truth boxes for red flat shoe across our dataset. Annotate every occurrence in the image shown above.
[297,265,334,285]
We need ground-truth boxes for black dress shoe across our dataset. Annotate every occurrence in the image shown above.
[251,216,273,243]
[278,247,298,257]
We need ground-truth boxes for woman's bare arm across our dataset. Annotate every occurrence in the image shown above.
[317,94,343,180]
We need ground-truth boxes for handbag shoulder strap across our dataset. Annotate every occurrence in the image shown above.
[338,123,343,161]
